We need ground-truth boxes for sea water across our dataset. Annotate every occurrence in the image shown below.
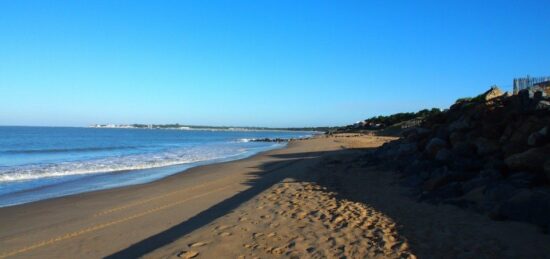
[0,126,313,207]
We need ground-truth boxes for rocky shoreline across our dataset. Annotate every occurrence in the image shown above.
[365,86,550,231]
[248,137,311,143]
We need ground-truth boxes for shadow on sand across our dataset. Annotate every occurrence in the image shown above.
[106,146,414,258]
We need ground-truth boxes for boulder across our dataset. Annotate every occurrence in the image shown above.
[505,144,550,171]
[435,148,452,162]
[462,176,492,194]
[507,171,539,188]
[475,137,500,156]
[425,137,447,156]
[449,131,465,146]
[448,116,472,132]
[484,183,519,207]
[527,127,548,146]
[450,157,483,172]
[481,86,504,101]
[423,168,453,191]
[397,143,418,156]
[535,100,550,111]
[451,141,476,157]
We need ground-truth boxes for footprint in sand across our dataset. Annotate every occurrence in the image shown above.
[177,250,199,259]
[215,225,232,230]
[189,241,208,248]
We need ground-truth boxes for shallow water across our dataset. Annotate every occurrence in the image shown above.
[0,126,313,207]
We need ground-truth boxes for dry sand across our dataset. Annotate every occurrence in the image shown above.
[1,135,550,259]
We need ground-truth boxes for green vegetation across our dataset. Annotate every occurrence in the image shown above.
[362,108,442,128]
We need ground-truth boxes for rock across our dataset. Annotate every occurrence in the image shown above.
[448,116,472,132]
[450,157,483,172]
[535,100,550,110]
[449,131,465,146]
[474,137,500,156]
[401,174,424,188]
[423,171,452,191]
[451,141,475,157]
[505,145,550,171]
[507,171,539,188]
[481,86,504,101]
[527,127,548,146]
[480,168,502,179]
[483,159,506,172]
[402,127,431,140]
[425,137,447,156]
[462,176,492,194]
[397,143,417,156]
[484,183,519,207]
[545,161,550,182]
[435,148,452,162]
[496,189,550,227]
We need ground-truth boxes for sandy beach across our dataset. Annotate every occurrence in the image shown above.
[1,135,550,258]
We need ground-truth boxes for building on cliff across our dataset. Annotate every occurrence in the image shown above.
[513,75,550,94]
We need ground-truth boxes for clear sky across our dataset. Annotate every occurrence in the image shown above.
[1,1,549,127]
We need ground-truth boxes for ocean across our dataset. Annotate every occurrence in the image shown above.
[0,126,313,207]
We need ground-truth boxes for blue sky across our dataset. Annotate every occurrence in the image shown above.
[1,0,549,127]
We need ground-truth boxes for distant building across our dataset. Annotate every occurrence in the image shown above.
[534,80,550,88]
[513,75,550,94]
[533,80,550,96]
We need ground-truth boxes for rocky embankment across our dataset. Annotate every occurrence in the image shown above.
[370,86,550,231]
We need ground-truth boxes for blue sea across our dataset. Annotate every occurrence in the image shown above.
[0,126,313,207]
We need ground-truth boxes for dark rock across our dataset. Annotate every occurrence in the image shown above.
[474,137,500,156]
[402,127,431,141]
[480,169,502,179]
[435,148,452,162]
[450,157,483,172]
[462,176,492,194]
[448,116,472,132]
[449,131,465,146]
[535,100,550,111]
[423,167,453,191]
[527,126,548,146]
[401,174,424,188]
[250,138,289,143]
[484,183,519,206]
[425,137,447,156]
[483,159,506,172]
[451,141,476,157]
[397,143,417,156]
[505,144,550,171]
[507,171,539,188]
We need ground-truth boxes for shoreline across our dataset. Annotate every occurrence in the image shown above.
[2,135,549,258]
[0,136,342,258]
[0,140,292,208]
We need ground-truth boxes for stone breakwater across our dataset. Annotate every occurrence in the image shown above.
[249,137,311,143]
[367,87,550,231]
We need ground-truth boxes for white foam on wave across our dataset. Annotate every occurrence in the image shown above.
[237,138,256,143]
[0,145,245,183]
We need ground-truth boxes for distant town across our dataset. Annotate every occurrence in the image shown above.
[89,123,334,132]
